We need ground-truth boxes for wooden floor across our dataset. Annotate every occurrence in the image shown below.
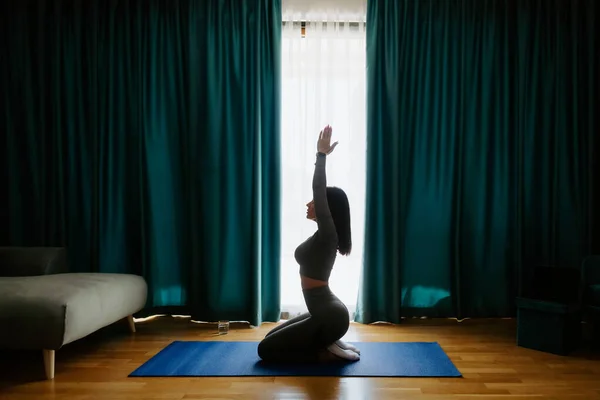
[1,316,599,399]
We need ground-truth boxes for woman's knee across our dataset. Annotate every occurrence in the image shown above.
[258,336,281,361]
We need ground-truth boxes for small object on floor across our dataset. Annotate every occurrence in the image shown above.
[129,341,462,378]
[335,339,360,355]
[217,320,229,335]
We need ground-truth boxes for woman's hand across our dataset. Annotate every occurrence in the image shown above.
[317,125,339,155]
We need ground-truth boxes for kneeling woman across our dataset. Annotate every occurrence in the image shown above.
[257,125,360,363]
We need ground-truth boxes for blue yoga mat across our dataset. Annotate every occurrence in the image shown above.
[129,341,461,378]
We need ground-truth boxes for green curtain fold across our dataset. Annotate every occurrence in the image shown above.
[0,0,281,326]
[357,0,599,323]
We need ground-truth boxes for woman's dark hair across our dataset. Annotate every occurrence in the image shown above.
[326,186,352,256]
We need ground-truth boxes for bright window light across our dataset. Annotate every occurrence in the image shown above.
[280,21,366,318]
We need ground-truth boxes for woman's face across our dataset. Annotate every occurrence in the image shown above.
[306,200,316,221]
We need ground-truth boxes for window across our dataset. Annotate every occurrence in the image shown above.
[280,20,367,318]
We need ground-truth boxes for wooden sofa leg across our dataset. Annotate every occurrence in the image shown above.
[43,349,55,380]
[127,315,136,333]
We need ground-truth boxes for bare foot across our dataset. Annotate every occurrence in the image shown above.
[317,345,360,363]
[335,339,360,355]
[318,349,343,363]
[326,343,360,361]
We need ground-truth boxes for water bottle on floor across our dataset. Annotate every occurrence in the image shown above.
[218,320,229,335]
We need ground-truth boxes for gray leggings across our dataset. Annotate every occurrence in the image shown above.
[257,285,350,363]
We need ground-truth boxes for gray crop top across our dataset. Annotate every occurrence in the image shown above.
[294,152,338,281]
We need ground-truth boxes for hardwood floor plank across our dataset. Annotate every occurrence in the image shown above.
[1,317,598,399]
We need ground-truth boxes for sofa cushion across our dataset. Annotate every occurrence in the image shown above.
[0,273,147,350]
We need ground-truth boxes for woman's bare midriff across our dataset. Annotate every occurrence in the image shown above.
[300,275,328,290]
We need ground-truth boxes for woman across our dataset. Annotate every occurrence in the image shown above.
[257,125,360,363]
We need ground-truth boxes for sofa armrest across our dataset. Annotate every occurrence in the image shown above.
[0,247,68,277]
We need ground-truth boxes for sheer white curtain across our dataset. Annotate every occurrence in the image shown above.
[280,7,367,318]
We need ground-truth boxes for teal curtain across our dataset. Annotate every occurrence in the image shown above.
[0,0,282,326]
[357,0,599,323]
